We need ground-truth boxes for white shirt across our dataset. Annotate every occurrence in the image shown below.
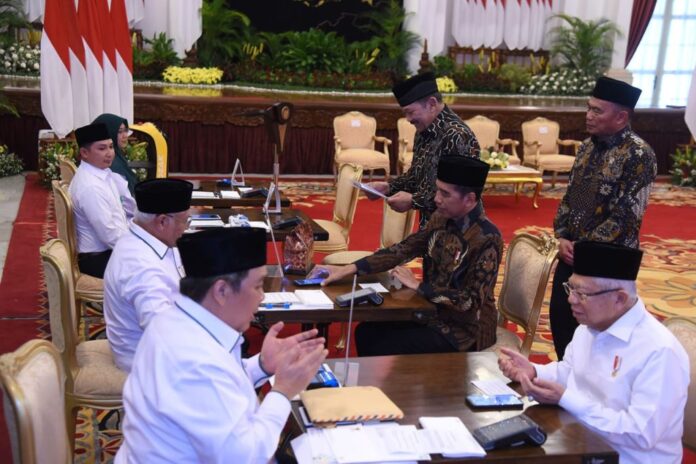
[104,223,185,372]
[68,162,135,253]
[534,298,690,464]
[115,294,291,464]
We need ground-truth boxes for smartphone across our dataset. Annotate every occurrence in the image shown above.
[191,214,221,220]
[466,394,524,410]
[294,278,324,286]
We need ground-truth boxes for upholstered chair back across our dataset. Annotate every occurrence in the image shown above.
[465,115,500,150]
[522,117,560,157]
[485,233,558,356]
[397,117,416,152]
[334,111,377,150]
[664,316,696,450]
[58,159,77,184]
[0,339,70,464]
[51,181,79,279]
[333,163,364,238]
[380,203,416,249]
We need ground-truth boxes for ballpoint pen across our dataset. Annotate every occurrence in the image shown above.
[263,302,292,309]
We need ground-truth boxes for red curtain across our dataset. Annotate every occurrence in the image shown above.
[625,0,658,67]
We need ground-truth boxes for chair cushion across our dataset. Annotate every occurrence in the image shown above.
[75,274,104,301]
[508,155,521,166]
[336,148,390,170]
[314,220,348,253]
[322,250,372,265]
[74,340,126,396]
[537,154,575,172]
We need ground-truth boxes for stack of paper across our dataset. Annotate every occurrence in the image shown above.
[191,191,216,199]
[188,219,225,228]
[260,290,333,310]
[219,190,241,199]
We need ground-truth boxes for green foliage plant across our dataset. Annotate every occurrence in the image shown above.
[38,139,77,186]
[0,0,29,47]
[133,33,181,80]
[433,55,456,77]
[0,143,22,177]
[670,146,696,187]
[197,0,251,67]
[549,14,621,77]
[275,30,349,74]
[498,63,531,92]
[124,141,149,181]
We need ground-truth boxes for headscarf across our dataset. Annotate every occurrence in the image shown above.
[92,113,138,195]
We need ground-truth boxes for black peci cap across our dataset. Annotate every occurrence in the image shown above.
[135,179,193,214]
[591,76,642,109]
[573,241,643,281]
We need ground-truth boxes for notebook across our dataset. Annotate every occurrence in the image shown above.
[300,386,404,425]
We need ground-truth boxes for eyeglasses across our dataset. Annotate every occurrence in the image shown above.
[165,214,191,226]
[562,281,621,302]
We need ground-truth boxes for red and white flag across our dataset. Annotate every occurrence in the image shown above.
[78,0,105,120]
[111,0,134,124]
[41,0,74,137]
[95,0,121,116]
[503,0,521,50]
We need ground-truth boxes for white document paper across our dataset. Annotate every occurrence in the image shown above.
[418,417,486,458]
[472,378,522,398]
[359,282,389,293]
[352,181,387,199]
[191,191,216,199]
[260,290,333,310]
[247,220,271,231]
[219,190,241,199]
[188,219,225,228]
[238,186,254,193]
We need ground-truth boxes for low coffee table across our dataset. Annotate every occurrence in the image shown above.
[486,165,543,208]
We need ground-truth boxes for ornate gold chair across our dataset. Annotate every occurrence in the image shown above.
[314,163,364,254]
[322,202,416,265]
[51,181,104,314]
[333,111,391,182]
[663,316,696,450]
[521,117,581,187]
[0,339,71,464]
[396,117,416,174]
[484,233,558,357]
[58,159,77,184]
[130,122,169,179]
[40,239,126,455]
[464,115,521,165]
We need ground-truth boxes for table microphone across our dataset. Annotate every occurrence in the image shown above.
[264,207,284,279]
[334,275,359,386]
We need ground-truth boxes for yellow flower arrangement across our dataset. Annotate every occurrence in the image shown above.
[162,87,223,97]
[436,76,458,93]
[480,147,510,170]
[162,66,224,85]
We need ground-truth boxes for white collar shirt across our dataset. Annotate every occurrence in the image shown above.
[115,294,290,464]
[104,222,185,372]
[68,161,135,253]
[534,298,690,464]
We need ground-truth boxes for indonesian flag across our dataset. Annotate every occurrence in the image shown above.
[503,0,521,50]
[41,0,88,137]
[111,0,134,124]
[78,0,105,119]
[95,0,121,116]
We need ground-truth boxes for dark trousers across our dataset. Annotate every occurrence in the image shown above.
[549,260,577,360]
[355,321,458,357]
[77,250,112,279]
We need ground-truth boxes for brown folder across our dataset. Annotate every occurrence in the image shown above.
[300,386,404,425]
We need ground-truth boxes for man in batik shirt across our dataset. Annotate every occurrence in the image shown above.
[313,157,503,356]
[367,72,480,227]
[550,76,657,359]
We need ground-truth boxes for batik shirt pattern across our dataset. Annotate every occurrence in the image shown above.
[388,105,480,223]
[554,126,657,248]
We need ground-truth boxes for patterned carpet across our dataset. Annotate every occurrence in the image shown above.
[1,176,694,463]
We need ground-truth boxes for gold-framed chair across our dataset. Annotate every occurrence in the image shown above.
[0,339,71,464]
[314,163,364,254]
[396,118,416,174]
[322,202,416,265]
[464,115,521,165]
[51,181,104,314]
[40,239,126,455]
[663,316,696,450]
[521,117,581,187]
[333,111,391,182]
[130,122,168,179]
[484,233,558,357]
[58,159,77,184]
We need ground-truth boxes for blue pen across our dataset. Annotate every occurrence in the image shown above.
[264,302,292,309]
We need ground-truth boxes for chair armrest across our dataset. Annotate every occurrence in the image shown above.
[497,138,520,158]
[557,139,582,155]
[398,138,410,158]
[373,135,392,146]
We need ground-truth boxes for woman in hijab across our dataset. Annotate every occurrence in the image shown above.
[92,113,138,195]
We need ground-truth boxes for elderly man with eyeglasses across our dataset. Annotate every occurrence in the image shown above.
[498,241,689,464]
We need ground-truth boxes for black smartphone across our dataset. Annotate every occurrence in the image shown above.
[294,278,324,286]
[191,214,221,220]
[466,394,524,410]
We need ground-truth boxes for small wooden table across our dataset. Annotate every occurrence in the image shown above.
[290,352,619,463]
[190,207,329,242]
[189,179,293,208]
[257,270,436,340]
[486,165,543,208]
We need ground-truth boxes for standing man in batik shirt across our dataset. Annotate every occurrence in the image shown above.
[366,72,480,227]
[550,76,657,360]
[313,157,503,355]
